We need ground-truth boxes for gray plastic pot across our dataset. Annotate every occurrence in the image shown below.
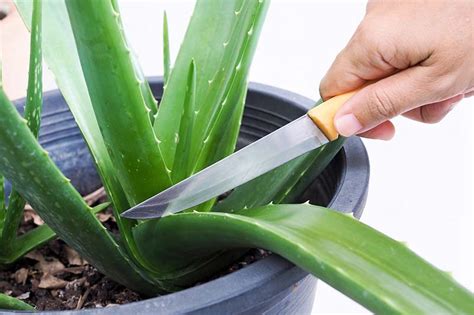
[5,79,369,314]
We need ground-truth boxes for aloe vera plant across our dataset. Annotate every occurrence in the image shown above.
[0,0,473,313]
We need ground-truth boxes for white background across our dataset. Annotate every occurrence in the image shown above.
[10,0,474,314]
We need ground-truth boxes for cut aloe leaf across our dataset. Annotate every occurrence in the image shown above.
[135,204,474,314]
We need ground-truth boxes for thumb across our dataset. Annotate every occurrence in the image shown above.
[333,66,445,137]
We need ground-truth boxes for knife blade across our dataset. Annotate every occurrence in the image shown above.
[121,90,357,219]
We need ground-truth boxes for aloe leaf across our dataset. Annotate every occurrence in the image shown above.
[0,176,4,214]
[65,0,172,205]
[1,203,110,265]
[0,194,27,255]
[13,0,138,263]
[154,0,269,173]
[281,137,346,203]
[64,0,174,275]
[135,204,474,314]
[172,60,197,183]
[14,0,189,277]
[215,137,345,212]
[110,0,158,122]
[0,0,42,256]
[193,3,267,173]
[14,0,121,202]
[0,91,157,294]
[0,55,4,228]
[0,293,34,311]
[23,0,43,138]
[163,11,170,86]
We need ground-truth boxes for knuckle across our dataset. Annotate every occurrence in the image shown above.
[368,89,399,120]
[353,22,373,47]
[425,72,457,99]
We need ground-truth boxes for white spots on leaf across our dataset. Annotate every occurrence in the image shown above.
[247,26,254,36]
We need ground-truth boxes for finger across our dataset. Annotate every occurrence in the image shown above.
[333,66,448,137]
[319,45,398,101]
[357,120,395,141]
[402,94,463,123]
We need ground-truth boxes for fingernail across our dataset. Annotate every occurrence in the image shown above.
[334,114,363,137]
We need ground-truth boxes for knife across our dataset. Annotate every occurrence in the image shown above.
[121,90,358,219]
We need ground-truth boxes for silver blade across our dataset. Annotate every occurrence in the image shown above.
[122,115,328,219]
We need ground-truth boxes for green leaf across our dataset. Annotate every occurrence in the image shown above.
[0,176,4,213]
[14,0,138,266]
[1,202,110,265]
[163,11,170,86]
[192,1,268,174]
[154,0,269,174]
[0,64,3,230]
[281,138,346,203]
[0,293,34,311]
[134,204,474,314]
[0,90,157,294]
[29,0,168,275]
[0,0,42,256]
[14,0,118,199]
[65,0,172,205]
[111,0,158,122]
[0,194,27,255]
[23,0,43,138]
[213,115,345,212]
[172,60,197,183]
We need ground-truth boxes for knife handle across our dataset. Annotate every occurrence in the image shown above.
[307,91,358,141]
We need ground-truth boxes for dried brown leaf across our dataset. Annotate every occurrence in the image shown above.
[13,268,28,285]
[84,187,106,205]
[23,208,45,225]
[16,292,30,300]
[65,246,86,266]
[62,267,84,274]
[38,274,67,289]
[97,212,112,223]
[25,250,44,262]
[75,287,90,310]
[36,257,65,275]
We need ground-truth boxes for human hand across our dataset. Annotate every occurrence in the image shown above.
[320,0,474,140]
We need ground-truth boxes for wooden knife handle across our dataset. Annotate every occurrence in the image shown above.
[307,91,358,141]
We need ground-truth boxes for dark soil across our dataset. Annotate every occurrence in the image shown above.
[0,189,268,311]
[0,238,141,310]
